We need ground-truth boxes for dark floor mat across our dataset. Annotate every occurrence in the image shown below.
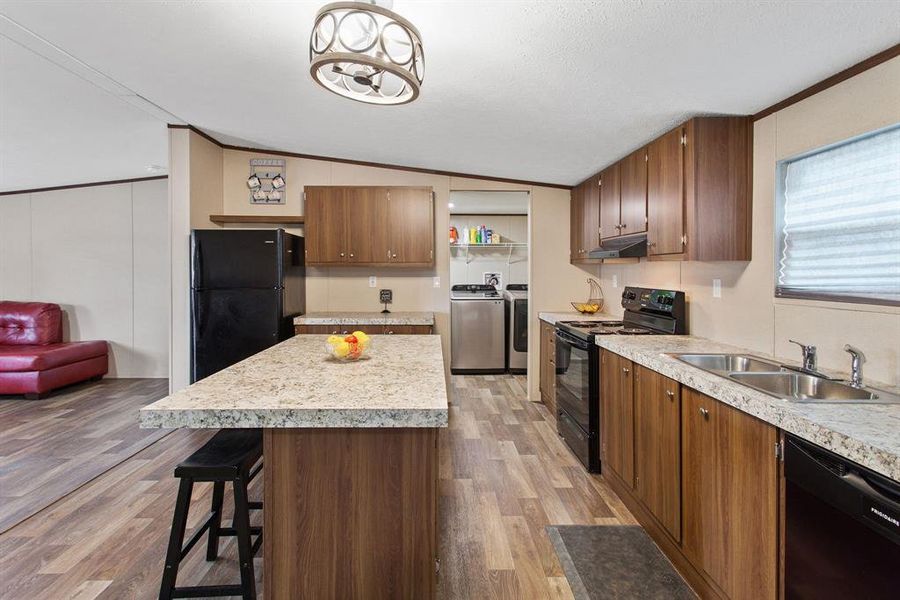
[547,525,696,599]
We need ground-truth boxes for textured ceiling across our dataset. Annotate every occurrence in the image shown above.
[1,1,899,191]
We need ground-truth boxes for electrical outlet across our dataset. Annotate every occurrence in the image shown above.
[368,276,377,288]
[712,278,722,298]
[612,275,618,288]
[433,276,441,288]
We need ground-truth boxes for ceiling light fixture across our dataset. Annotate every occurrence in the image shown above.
[309,1,424,105]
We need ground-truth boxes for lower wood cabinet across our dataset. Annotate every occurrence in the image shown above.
[599,349,634,487]
[599,351,779,599]
[295,324,433,335]
[633,364,681,542]
[539,321,557,416]
[682,387,778,600]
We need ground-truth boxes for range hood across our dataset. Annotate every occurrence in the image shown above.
[587,233,647,259]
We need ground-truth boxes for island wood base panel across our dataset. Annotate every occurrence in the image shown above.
[263,427,437,599]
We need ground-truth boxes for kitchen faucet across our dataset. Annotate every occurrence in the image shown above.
[843,345,866,388]
[788,339,818,374]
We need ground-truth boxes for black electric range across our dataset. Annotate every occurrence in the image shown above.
[554,286,687,472]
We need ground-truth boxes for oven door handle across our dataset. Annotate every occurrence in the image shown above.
[555,329,591,350]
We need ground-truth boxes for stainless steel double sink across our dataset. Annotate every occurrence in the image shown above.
[670,353,900,404]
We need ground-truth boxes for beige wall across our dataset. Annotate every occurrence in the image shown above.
[189,133,224,229]
[528,187,601,400]
[0,178,169,377]
[597,57,900,385]
[169,129,224,391]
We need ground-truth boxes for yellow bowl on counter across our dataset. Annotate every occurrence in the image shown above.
[325,331,372,361]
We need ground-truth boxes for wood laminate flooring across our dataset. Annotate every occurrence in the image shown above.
[0,374,636,599]
[0,378,170,533]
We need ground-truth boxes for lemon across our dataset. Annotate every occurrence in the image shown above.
[333,341,351,358]
[327,335,342,346]
[352,331,368,342]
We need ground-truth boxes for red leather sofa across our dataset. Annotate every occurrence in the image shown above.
[0,302,108,400]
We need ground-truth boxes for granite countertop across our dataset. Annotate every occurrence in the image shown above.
[295,311,435,326]
[595,335,900,481]
[539,311,619,325]
[140,335,448,429]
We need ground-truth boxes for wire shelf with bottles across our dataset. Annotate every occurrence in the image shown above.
[450,242,527,264]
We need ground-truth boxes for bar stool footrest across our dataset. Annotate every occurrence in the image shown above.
[172,584,244,598]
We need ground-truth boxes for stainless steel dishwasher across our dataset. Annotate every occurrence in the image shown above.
[450,284,506,374]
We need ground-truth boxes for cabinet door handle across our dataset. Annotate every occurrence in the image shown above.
[392,253,398,259]
[387,330,394,334]
[699,407,709,419]
[620,223,626,229]
[622,367,630,374]
[340,252,345,257]
[665,390,674,399]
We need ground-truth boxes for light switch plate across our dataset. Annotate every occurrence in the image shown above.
[368,276,377,288]
[612,275,618,288]
[712,278,722,298]
[433,276,441,288]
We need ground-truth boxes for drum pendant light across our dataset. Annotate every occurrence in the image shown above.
[309,1,424,105]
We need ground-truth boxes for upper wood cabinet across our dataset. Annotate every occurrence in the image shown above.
[647,128,686,256]
[582,173,601,255]
[599,149,647,240]
[598,164,620,240]
[570,178,602,265]
[304,186,434,267]
[682,387,778,600]
[572,116,751,262]
[347,187,390,264]
[599,349,634,487]
[619,148,648,237]
[633,364,681,542]
[387,187,434,264]
[305,187,348,264]
[648,117,753,260]
[569,183,584,263]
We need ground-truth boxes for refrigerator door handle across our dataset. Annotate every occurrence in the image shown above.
[193,294,206,338]
[276,229,286,281]
[191,236,203,290]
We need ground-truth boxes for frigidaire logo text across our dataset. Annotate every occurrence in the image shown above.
[869,506,899,528]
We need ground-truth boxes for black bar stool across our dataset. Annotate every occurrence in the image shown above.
[159,429,263,600]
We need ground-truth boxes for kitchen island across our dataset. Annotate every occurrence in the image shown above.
[141,334,448,599]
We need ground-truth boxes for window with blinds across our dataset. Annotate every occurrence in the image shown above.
[776,124,900,305]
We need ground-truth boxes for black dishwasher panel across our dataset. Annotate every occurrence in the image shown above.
[784,435,900,599]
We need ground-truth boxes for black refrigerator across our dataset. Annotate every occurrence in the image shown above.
[190,229,305,382]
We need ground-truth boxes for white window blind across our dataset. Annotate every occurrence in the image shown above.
[777,125,900,305]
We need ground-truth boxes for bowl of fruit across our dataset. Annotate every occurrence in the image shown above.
[325,331,372,361]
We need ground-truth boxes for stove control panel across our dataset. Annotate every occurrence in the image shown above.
[621,286,685,314]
